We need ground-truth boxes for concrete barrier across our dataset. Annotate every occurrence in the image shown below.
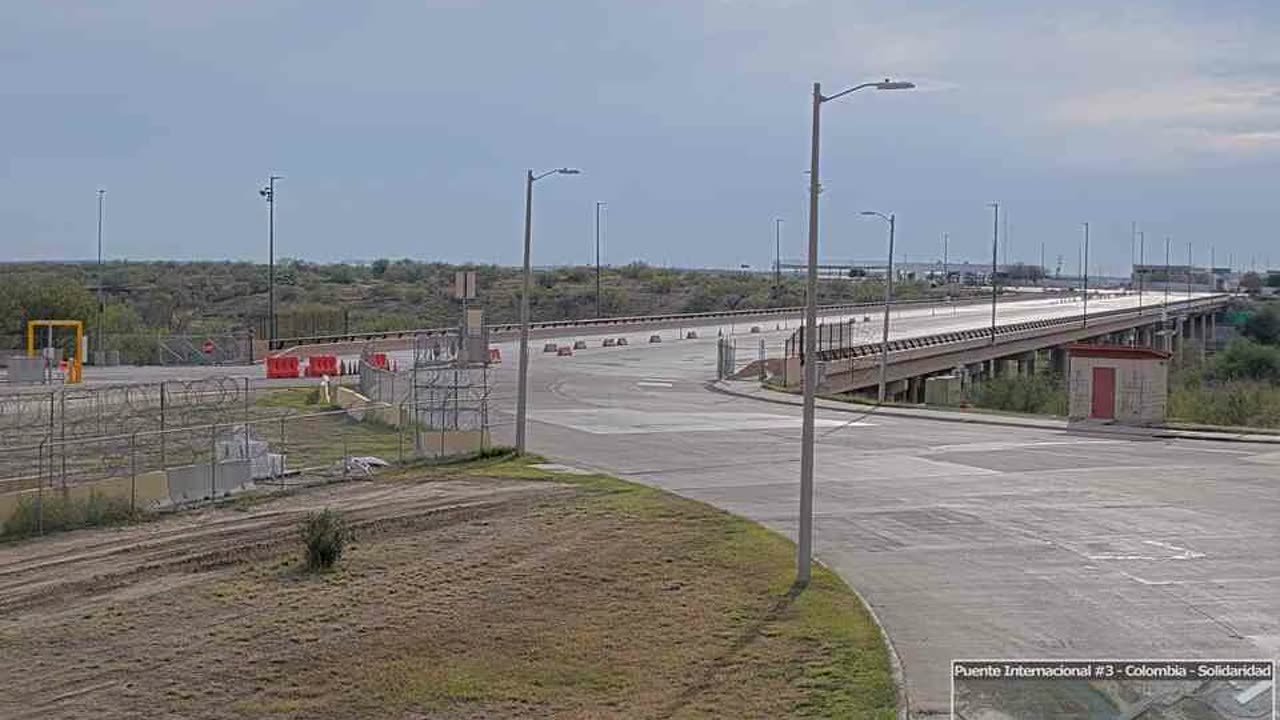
[336,386,400,427]
[167,460,251,504]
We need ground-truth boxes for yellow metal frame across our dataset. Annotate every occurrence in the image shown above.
[26,320,84,384]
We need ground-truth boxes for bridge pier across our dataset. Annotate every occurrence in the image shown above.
[1050,347,1068,375]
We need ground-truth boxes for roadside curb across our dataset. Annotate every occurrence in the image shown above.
[708,380,1280,446]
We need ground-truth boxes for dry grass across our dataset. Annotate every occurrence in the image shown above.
[0,458,895,719]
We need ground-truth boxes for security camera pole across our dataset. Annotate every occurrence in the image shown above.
[260,175,281,350]
[515,167,580,454]
[797,78,913,588]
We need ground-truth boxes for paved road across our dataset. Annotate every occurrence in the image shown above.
[480,299,1277,718]
[12,292,1269,718]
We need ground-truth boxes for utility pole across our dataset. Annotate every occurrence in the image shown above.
[96,188,105,358]
[1003,209,1010,266]
[1164,236,1172,308]
[1082,222,1090,328]
[1039,241,1045,286]
[259,176,280,350]
[595,201,606,317]
[988,202,999,344]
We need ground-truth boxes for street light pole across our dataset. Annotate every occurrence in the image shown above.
[1138,231,1145,312]
[797,78,913,588]
[595,201,606,318]
[515,167,581,455]
[774,218,783,304]
[96,188,105,357]
[988,202,999,344]
[1082,222,1090,328]
[259,175,280,350]
[861,212,895,403]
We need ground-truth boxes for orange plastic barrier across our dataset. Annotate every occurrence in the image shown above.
[368,352,389,370]
[266,355,300,379]
[305,354,338,377]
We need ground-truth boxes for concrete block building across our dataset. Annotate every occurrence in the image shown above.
[1067,344,1171,425]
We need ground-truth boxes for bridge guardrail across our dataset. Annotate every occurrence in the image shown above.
[267,292,1005,352]
[805,295,1229,364]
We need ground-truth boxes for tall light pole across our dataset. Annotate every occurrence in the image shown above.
[96,188,105,357]
[860,211,896,403]
[259,175,280,350]
[595,201,606,318]
[1137,231,1145,311]
[1082,222,1090,328]
[774,218,784,304]
[1186,241,1193,299]
[516,167,581,454]
[988,202,999,344]
[797,78,914,588]
[1164,236,1172,308]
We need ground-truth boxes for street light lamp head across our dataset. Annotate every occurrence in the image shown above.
[859,211,878,216]
[557,168,581,175]
[875,80,915,90]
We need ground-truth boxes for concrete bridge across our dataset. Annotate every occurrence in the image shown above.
[787,293,1232,400]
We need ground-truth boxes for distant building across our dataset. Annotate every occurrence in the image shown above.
[1131,264,1225,293]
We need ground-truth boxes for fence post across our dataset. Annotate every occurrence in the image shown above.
[159,381,167,468]
[397,406,404,464]
[59,392,67,488]
[130,433,137,511]
[342,418,349,479]
[209,423,217,502]
[243,378,251,464]
[279,416,287,487]
[36,438,45,536]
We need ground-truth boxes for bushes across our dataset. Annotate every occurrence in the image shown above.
[1242,304,1280,345]
[971,373,1067,416]
[3,491,136,539]
[1212,339,1280,383]
[300,508,350,571]
[1169,381,1280,428]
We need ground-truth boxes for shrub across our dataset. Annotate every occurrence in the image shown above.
[971,373,1067,415]
[1242,305,1280,345]
[300,508,350,571]
[3,491,136,538]
[1212,339,1280,383]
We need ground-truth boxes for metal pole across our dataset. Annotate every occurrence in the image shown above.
[595,201,605,318]
[96,189,105,359]
[877,215,895,403]
[798,82,822,588]
[775,218,783,303]
[1165,236,1171,309]
[1138,231,1145,312]
[515,170,535,454]
[989,202,999,344]
[1082,222,1090,328]
[262,176,279,350]
[1186,241,1193,299]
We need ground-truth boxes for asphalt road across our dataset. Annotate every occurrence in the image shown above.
[479,295,1277,718]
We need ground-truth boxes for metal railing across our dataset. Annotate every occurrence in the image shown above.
[791,295,1230,364]
[269,292,1002,351]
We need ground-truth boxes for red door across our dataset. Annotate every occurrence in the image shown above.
[1091,366,1116,419]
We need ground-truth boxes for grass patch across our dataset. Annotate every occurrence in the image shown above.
[2,491,137,539]
[970,372,1067,416]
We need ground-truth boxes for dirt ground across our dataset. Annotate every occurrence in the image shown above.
[0,459,895,719]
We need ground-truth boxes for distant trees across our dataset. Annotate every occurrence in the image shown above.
[1241,272,1263,294]
[1243,305,1280,346]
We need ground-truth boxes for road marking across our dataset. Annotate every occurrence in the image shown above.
[532,408,859,434]
[636,380,674,388]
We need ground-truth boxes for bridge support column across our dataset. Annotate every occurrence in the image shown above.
[1050,347,1068,376]
[1209,312,1217,350]
[1019,351,1036,376]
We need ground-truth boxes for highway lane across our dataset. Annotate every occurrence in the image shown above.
[485,307,1279,718]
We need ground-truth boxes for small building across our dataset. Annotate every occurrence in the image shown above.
[1067,345,1171,425]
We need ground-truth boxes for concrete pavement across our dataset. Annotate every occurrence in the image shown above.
[488,312,1279,718]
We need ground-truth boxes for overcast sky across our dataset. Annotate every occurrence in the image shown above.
[3,1,1280,275]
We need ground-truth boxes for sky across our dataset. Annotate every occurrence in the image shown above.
[3,0,1280,276]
